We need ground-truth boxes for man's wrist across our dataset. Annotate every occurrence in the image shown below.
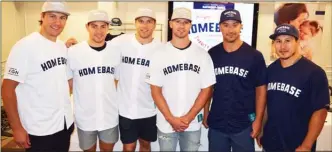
[165,115,174,123]
[300,141,313,150]
[11,124,24,132]
[255,115,263,123]
[186,112,196,122]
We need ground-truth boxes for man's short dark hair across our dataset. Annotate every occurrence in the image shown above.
[275,3,308,26]
[38,12,45,26]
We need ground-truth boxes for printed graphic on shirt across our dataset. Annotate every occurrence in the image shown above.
[78,66,115,77]
[197,113,203,123]
[163,63,201,75]
[7,68,19,76]
[214,66,249,78]
[145,73,151,80]
[122,56,150,67]
[267,82,302,98]
[41,57,67,71]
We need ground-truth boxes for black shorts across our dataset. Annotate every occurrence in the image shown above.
[26,121,74,152]
[119,115,157,144]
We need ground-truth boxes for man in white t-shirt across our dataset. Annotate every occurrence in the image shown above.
[67,10,121,151]
[145,7,216,151]
[1,2,74,151]
[109,8,162,151]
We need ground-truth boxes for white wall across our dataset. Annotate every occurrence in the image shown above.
[1,2,26,62]
[21,2,98,42]
[4,2,330,66]
[256,2,276,64]
[115,2,169,42]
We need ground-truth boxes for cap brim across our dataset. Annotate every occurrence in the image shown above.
[87,20,111,24]
[171,18,192,22]
[219,19,241,24]
[42,10,70,16]
[135,16,156,20]
[269,33,298,40]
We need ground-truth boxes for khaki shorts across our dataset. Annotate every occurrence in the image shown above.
[77,125,119,150]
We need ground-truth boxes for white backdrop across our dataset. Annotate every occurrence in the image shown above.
[173,2,255,51]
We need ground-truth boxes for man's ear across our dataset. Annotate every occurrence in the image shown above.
[40,12,45,21]
[85,23,89,31]
[169,20,173,29]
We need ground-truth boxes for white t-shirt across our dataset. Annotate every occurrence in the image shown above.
[67,41,121,131]
[146,42,216,133]
[110,33,162,119]
[3,32,74,136]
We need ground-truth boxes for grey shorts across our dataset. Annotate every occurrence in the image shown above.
[77,125,119,150]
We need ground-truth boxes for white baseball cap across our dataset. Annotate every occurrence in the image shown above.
[171,7,192,21]
[134,8,156,20]
[41,1,70,16]
[87,10,111,24]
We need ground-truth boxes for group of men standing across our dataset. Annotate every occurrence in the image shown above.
[2,1,330,152]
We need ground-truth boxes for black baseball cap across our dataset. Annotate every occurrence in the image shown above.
[269,24,299,40]
[219,9,242,24]
[110,17,122,26]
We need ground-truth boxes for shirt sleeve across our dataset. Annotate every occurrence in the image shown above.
[145,53,164,87]
[253,52,268,87]
[3,43,29,83]
[310,69,330,112]
[200,53,216,89]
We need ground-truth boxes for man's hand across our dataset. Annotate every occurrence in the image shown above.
[65,37,78,48]
[202,112,209,128]
[168,117,189,132]
[295,145,311,152]
[256,131,263,148]
[251,119,262,138]
[13,127,31,148]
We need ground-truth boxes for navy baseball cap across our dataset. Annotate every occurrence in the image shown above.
[269,24,299,40]
[219,9,242,24]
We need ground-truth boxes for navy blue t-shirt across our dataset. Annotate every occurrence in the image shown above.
[207,42,267,134]
[262,57,330,151]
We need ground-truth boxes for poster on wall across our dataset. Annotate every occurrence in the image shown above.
[172,2,256,51]
[271,3,326,62]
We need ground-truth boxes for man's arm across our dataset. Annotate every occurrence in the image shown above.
[182,86,213,125]
[296,108,327,151]
[203,96,212,128]
[68,78,73,94]
[1,79,30,148]
[256,106,268,147]
[114,80,118,89]
[251,85,267,138]
[2,79,23,131]
[150,85,188,132]
[65,37,77,48]
[296,69,330,151]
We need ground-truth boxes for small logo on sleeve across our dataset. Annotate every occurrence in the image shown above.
[145,73,151,80]
[8,68,19,76]
[248,113,256,122]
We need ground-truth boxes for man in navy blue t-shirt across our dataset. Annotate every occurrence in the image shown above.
[259,24,329,152]
[203,9,267,152]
